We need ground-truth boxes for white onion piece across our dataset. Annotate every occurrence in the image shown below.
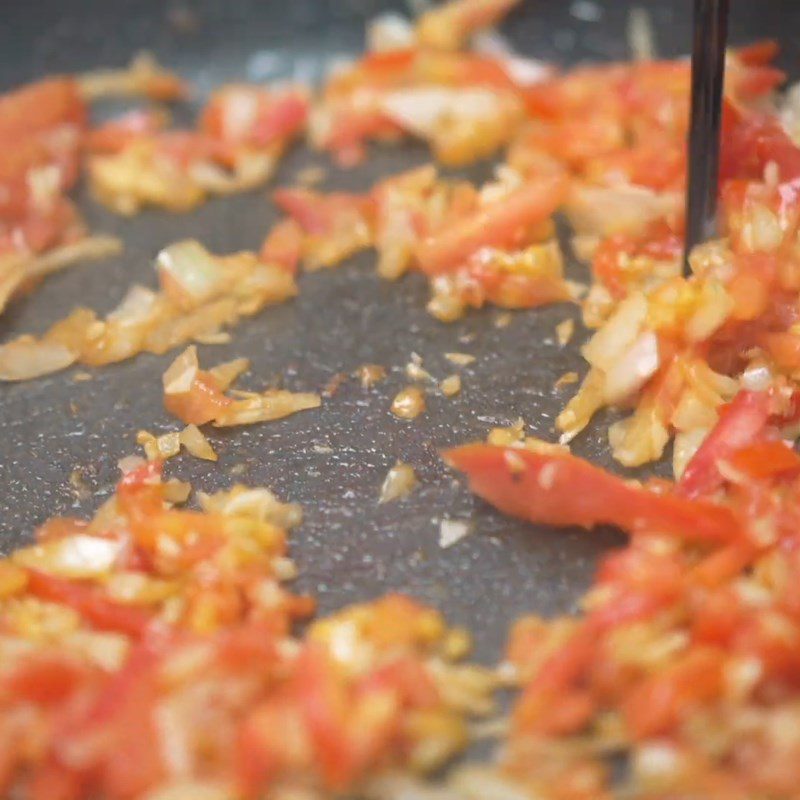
[156,240,225,307]
[471,28,515,57]
[566,184,681,237]
[582,292,648,371]
[219,86,259,142]
[107,284,159,325]
[439,518,473,549]
[118,455,147,474]
[382,88,502,136]
[673,428,710,480]
[189,152,275,195]
[139,780,232,800]
[781,81,800,145]
[162,345,199,395]
[208,357,250,391]
[0,338,77,381]
[602,331,660,404]
[627,7,656,62]
[685,281,733,342]
[199,486,302,528]
[179,424,218,461]
[367,12,416,51]
[212,390,321,427]
[379,462,418,504]
[13,535,124,578]
[741,362,774,392]
[27,165,62,211]
[501,57,554,87]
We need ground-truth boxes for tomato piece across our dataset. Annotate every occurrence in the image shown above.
[591,227,684,298]
[321,106,402,167]
[252,92,308,146]
[623,648,725,738]
[2,655,89,705]
[273,187,373,237]
[513,625,596,733]
[360,48,417,79]
[163,370,231,425]
[0,78,85,143]
[416,174,568,274]
[727,440,800,480]
[678,390,771,499]
[736,40,780,67]
[444,444,741,542]
[764,331,800,371]
[64,642,165,798]
[259,218,304,274]
[731,65,786,102]
[26,570,151,637]
[587,140,686,191]
[27,760,85,800]
[201,87,308,147]
[720,114,800,183]
[294,646,358,789]
[691,540,758,586]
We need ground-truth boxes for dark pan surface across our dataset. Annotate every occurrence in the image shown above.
[1,0,798,664]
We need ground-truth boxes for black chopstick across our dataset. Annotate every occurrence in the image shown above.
[684,0,730,273]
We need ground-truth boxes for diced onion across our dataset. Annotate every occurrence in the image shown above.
[440,374,462,396]
[13,535,124,579]
[179,424,218,461]
[162,345,199,395]
[208,357,250,391]
[391,386,426,419]
[741,361,774,392]
[367,12,416,51]
[627,7,656,62]
[672,427,710,479]
[566,184,680,238]
[212,391,321,427]
[382,88,504,136]
[379,462,418,504]
[439,518,473,549]
[0,337,77,381]
[199,486,302,528]
[582,292,648,371]
[603,330,660,404]
[157,240,226,308]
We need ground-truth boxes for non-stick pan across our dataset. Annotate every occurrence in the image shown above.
[1,0,798,667]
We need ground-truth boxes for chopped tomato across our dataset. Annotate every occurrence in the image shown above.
[416,175,568,274]
[678,390,771,499]
[623,648,725,738]
[736,40,781,67]
[444,444,741,542]
[26,570,152,637]
[720,114,800,183]
[201,86,309,147]
[273,187,373,237]
[0,77,85,143]
[726,440,800,480]
[259,218,304,273]
[163,370,231,425]
[2,655,91,705]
